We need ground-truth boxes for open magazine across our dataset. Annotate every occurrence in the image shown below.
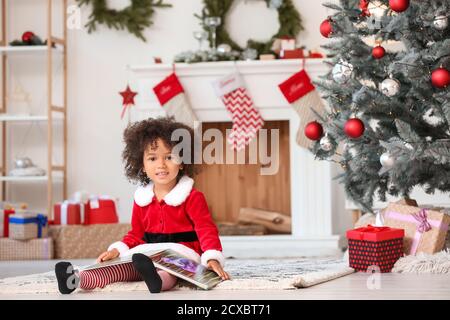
[81,249,223,290]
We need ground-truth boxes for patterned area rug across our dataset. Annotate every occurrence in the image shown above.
[0,256,354,294]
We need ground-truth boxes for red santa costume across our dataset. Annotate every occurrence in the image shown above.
[77,176,225,290]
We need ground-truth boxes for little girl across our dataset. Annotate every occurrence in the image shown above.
[55,117,230,294]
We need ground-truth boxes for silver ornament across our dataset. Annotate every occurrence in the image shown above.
[14,157,33,169]
[241,48,258,60]
[217,43,231,54]
[379,77,400,97]
[269,0,283,9]
[380,152,395,168]
[332,60,354,84]
[433,15,448,31]
[423,108,444,126]
[320,136,333,151]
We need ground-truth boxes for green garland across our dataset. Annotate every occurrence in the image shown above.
[196,0,303,55]
[76,0,171,42]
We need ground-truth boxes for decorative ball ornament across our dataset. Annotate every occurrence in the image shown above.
[332,60,354,84]
[380,152,395,168]
[431,67,450,88]
[22,31,35,43]
[320,18,333,38]
[304,121,323,141]
[380,77,401,97]
[344,118,365,138]
[372,45,386,59]
[320,135,333,151]
[217,43,232,54]
[433,15,448,31]
[14,157,33,169]
[241,48,258,60]
[389,0,409,13]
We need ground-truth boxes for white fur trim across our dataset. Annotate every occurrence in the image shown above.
[120,243,201,263]
[201,250,225,268]
[134,184,153,207]
[134,175,194,207]
[107,241,130,256]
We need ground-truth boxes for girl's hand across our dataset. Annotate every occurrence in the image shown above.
[96,248,120,263]
[206,259,231,281]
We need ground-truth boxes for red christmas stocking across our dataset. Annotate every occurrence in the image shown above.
[278,69,326,149]
[153,73,199,129]
[212,72,264,151]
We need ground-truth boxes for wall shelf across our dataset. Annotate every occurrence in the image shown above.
[0,45,63,54]
[1,0,68,218]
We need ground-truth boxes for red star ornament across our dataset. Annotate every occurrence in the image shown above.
[119,85,138,119]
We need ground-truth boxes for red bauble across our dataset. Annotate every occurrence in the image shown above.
[372,45,386,59]
[305,121,323,141]
[431,67,450,88]
[320,19,333,38]
[344,118,365,138]
[389,0,410,12]
[22,31,35,43]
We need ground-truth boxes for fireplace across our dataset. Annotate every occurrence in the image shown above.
[129,59,347,257]
[196,120,291,236]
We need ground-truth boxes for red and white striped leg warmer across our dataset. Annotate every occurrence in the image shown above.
[79,262,177,291]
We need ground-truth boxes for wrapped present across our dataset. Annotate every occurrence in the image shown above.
[0,209,15,237]
[383,202,450,255]
[0,237,53,260]
[53,200,87,225]
[85,196,119,225]
[49,223,130,259]
[279,48,305,59]
[347,225,404,272]
[8,213,48,240]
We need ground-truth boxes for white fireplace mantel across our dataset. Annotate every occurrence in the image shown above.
[128,59,347,258]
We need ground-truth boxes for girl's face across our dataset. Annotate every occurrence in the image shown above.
[143,138,182,186]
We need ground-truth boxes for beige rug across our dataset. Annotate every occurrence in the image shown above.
[0,256,354,294]
[392,249,450,274]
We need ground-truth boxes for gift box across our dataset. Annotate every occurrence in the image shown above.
[0,209,15,237]
[48,223,130,259]
[279,48,305,59]
[53,201,87,225]
[347,225,404,272]
[8,213,48,240]
[383,202,450,255]
[85,196,119,225]
[0,237,53,260]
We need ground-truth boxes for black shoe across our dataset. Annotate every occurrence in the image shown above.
[55,261,79,294]
[132,253,162,293]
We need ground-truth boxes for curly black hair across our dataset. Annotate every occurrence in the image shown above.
[122,116,196,185]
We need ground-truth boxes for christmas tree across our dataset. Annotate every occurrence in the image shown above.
[311,0,450,211]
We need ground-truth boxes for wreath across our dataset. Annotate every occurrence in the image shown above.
[197,0,303,55]
[76,0,172,42]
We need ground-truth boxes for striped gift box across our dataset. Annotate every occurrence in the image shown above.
[8,213,48,240]
[0,237,53,260]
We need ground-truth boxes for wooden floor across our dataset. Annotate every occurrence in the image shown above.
[1,259,449,300]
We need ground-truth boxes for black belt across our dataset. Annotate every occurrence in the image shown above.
[142,231,198,243]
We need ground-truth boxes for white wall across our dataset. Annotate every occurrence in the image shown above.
[5,0,336,222]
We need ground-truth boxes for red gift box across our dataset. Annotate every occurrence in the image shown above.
[85,197,118,225]
[53,201,87,225]
[346,225,404,273]
[279,48,305,59]
[1,209,15,237]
